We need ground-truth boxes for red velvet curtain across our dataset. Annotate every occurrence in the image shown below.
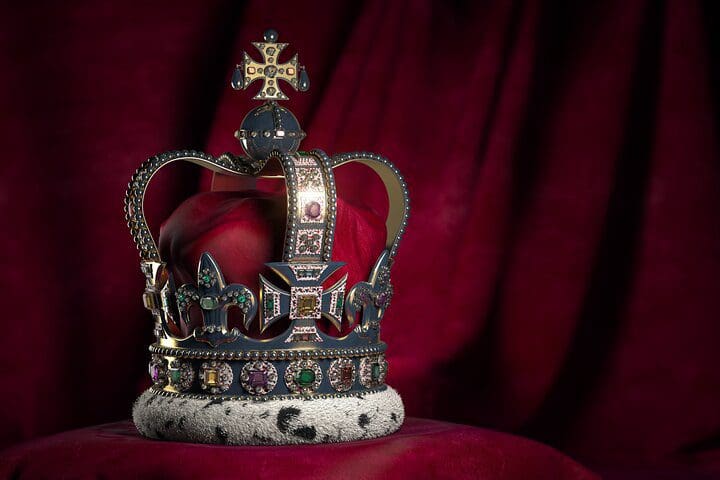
[1,0,719,471]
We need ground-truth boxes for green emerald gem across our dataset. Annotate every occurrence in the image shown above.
[266,298,274,308]
[296,368,315,386]
[176,293,185,302]
[170,369,182,384]
[238,294,246,303]
[371,363,381,381]
[202,274,211,283]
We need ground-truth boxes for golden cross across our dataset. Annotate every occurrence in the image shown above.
[236,29,307,101]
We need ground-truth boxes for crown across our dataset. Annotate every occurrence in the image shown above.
[125,29,409,444]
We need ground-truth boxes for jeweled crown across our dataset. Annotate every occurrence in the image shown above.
[125,29,409,401]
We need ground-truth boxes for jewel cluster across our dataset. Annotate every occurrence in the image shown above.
[148,354,388,397]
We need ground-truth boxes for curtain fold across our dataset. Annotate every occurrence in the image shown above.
[1,0,718,468]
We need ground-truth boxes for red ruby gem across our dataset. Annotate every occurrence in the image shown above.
[340,365,353,383]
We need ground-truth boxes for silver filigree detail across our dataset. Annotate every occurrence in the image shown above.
[199,361,233,394]
[328,358,356,392]
[240,361,278,395]
[284,359,323,394]
[359,354,387,388]
[168,359,195,392]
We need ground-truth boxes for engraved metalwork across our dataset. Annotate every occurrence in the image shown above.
[175,253,257,347]
[199,361,233,394]
[359,355,388,388]
[240,361,278,395]
[237,29,308,100]
[168,360,195,392]
[328,358,356,392]
[148,354,168,387]
[284,359,323,394]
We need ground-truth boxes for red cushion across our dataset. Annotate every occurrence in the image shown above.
[0,418,598,479]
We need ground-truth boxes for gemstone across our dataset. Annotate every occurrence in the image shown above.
[299,69,310,91]
[237,294,246,303]
[204,368,219,386]
[231,66,244,90]
[170,369,182,384]
[200,296,219,309]
[248,369,268,388]
[263,29,278,42]
[297,368,315,386]
[304,201,321,219]
[375,292,389,308]
[340,365,353,383]
[149,364,161,382]
[371,363,381,381]
[287,67,295,75]
[297,295,317,316]
[267,87,276,95]
[202,274,211,283]
[266,47,276,55]
[247,66,256,74]
[264,65,277,78]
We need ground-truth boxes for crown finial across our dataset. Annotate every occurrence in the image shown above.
[231,28,310,101]
[231,29,309,161]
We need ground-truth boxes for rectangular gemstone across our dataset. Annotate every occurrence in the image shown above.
[371,363,381,381]
[205,368,219,386]
[248,370,267,388]
[297,295,318,316]
[340,365,353,383]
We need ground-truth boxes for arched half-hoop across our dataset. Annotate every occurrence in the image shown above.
[330,151,410,263]
[330,152,410,340]
[124,151,252,265]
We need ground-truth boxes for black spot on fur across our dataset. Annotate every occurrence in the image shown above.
[178,416,187,429]
[277,407,301,433]
[179,400,188,407]
[358,414,370,428]
[145,395,156,407]
[292,426,316,440]
[216,425,229,444]
[391,413,398,422]
[225,406,232,415]
[322,434,330,442]
[259,410,270,419]
[154,430,165,439]
[164,420,174,429]
[203,397,228,409]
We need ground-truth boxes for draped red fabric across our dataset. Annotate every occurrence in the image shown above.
[1,0,719,476]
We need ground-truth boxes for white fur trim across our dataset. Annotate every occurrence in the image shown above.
[132,387,404,445]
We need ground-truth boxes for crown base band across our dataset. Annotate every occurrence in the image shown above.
[133,386,404,445]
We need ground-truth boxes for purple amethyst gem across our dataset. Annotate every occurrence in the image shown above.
[248,369,268,388]
[149,364,161,382]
